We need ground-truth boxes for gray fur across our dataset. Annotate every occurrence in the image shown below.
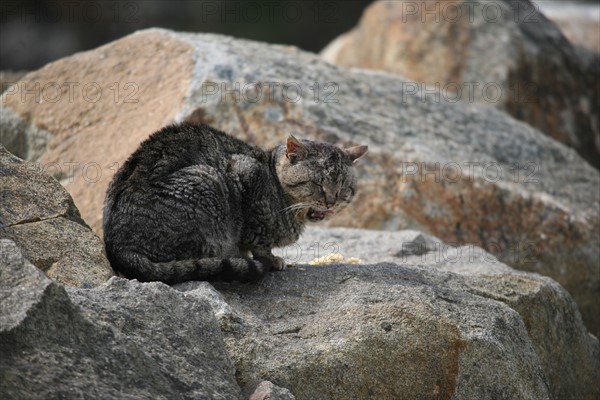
[103,123,367,283]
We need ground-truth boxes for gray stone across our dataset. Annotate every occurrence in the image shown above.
[0,107,51,161]
[276,227,444,265]
[0,71,28,94]
[0,239,242,400]
[321,0,600,169]
[278,227,600,400]
[173,228,598,399]
[249,381,296,400]
[0,145,113,287]
[0,144,75,227]
[202,263,552,400]
[2,225,598,399]
[460,272,600,400]
[174,280,246,333]
[538,2,600,53]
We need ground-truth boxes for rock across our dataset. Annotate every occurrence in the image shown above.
[282,227,600,400]
[1,28,598,336]
[275,227,443,265]
[249,381,296,400]
[539,2,600,53]
[174,227,599,399]
[320,0,600,169]
[2,225,598,399]
[0,107,52,161]
[0,239,243,400]
[174,280,246,333]
[0,70,28,94]
[183,272,550,399]
[0,146,113,287]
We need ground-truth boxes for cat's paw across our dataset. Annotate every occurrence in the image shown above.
[253,250,286,271]
[271,255,286,271]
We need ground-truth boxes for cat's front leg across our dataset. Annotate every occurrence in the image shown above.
[252,248,286,271]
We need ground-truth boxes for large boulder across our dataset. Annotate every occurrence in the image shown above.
[0,145,113,287]
[321,0,600,169]
[3,227,597,399]
[280,227,600,400]
[176,227,599,400]
[1,28,598,336]
[0,239,243,400]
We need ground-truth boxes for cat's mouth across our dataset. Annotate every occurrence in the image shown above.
[307,208,335,222]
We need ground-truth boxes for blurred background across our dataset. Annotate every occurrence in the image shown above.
[1,0,375,71]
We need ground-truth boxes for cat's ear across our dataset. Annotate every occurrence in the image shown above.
[286,135,307,163]
[345,145,368,163]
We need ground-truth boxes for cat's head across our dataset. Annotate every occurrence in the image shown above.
[276,135,368,223]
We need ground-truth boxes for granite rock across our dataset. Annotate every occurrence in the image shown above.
[0,239,242,400]
[321,0,600,169]
[0,146,113,287]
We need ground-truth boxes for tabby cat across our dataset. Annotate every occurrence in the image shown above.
[103,123,367,283]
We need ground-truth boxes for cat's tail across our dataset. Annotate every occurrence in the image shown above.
[107,250,272,284]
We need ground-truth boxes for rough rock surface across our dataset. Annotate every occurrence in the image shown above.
[175,227,599,400]
[0,107,52,161]
[321,0,600,169]
[539,2,600,53]
[0,146,113,287]
[281,227,600,400]
[0,239,242,400]
[1,28,598,335]
[249,381,296,400]
[0,71,27,94]
[2,224,598,399]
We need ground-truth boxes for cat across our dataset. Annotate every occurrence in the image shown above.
[103,123,367,284]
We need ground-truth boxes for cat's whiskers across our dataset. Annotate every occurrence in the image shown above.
[280,202,313,213]
[294,208,307,218]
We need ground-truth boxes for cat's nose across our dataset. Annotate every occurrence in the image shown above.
[323,190,336,208]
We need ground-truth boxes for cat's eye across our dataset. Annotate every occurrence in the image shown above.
[312,181,325,194]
